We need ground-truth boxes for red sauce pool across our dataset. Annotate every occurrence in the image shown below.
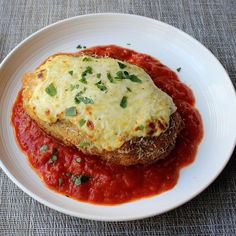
[11,45,203,205]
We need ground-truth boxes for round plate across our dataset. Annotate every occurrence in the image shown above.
[0,13,236,221]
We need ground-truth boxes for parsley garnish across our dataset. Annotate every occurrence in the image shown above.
[49,155,57,163]
[115,71,125,80]
[118,62,127,69]
[81,97,94,104]
[114,71,142,83]
[95,80,107,91]
[120,96,128,108]
[79,119,86,127]
[73,175,90,186]
[75,89,93,104]
[129,74,142,83]
[68,70,73,76]
[79,77,87,84]
[45,83,57,96]
[39,144,48,153]
[107,72,114,83]
[65,106,77,116]
[75,157,81,163]
[76,44,86,49]
[124,71,129,77]
[75,96,94,104]
[176,67,181,72]
[48,148,58,164]
[127,87,132,92]
[138,125,145,131]
[85,66,92,74]
[96,73,101,78]
[82,57,92,61]
[80,66,93,84]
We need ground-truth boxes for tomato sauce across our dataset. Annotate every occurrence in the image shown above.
[11,45,203,205]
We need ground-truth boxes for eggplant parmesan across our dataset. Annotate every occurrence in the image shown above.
[22,52,183,165]
[12,45,203,204]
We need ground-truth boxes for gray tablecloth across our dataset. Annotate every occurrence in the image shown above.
[0,0,235,235]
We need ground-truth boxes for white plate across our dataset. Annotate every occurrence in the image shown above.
[0,13,236,221]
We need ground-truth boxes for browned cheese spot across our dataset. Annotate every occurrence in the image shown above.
[86,106,93,116]
[86,120,94,130]
[147,121,157,135]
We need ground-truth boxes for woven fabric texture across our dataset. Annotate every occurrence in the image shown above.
[0,0,235,235]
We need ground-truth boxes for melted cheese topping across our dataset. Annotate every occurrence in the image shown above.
[28,55,176,151]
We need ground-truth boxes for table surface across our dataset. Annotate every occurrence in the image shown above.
[0,0,235,235]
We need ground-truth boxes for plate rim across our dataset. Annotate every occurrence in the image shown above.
[0,13,236,221]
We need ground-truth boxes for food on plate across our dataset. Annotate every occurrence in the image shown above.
[22,54,183,165]
[12,45,203,204]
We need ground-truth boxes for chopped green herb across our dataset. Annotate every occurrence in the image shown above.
[58,178,63,186]
[70,84,79,91]
[118,62,127,69]
[75,89,85,98]
[85,66,92,74]
[129,74,142,83]
[138,125,145,131]
[76,44,86,49]
[80,66,93,84]
[49,155,57,163]
[75,96,94,104]
[39,144,48,153]
[65,106,77,116]
[81,97,94,104]
[120,71,142,83]
[75,90,92,104]
[68,70,73,76]
[45,83,57,96]
[65,173,72,177]
[107,72,114,83]
[123,71,129,77]
[79,119,86,127]
[176,67,181,72]
[95,80,107,91]
[48,148,58,163]
[79,77,87,84]
[79,140,91,148]
[96,73,101,78]
[115,71,125,80]
[120,96,128,108]
[75,157,81,163]
[127,87,132,92]
[73,175,90,186]
[82,57,92,62]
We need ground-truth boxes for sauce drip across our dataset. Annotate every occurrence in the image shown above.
[11,45,203,205]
